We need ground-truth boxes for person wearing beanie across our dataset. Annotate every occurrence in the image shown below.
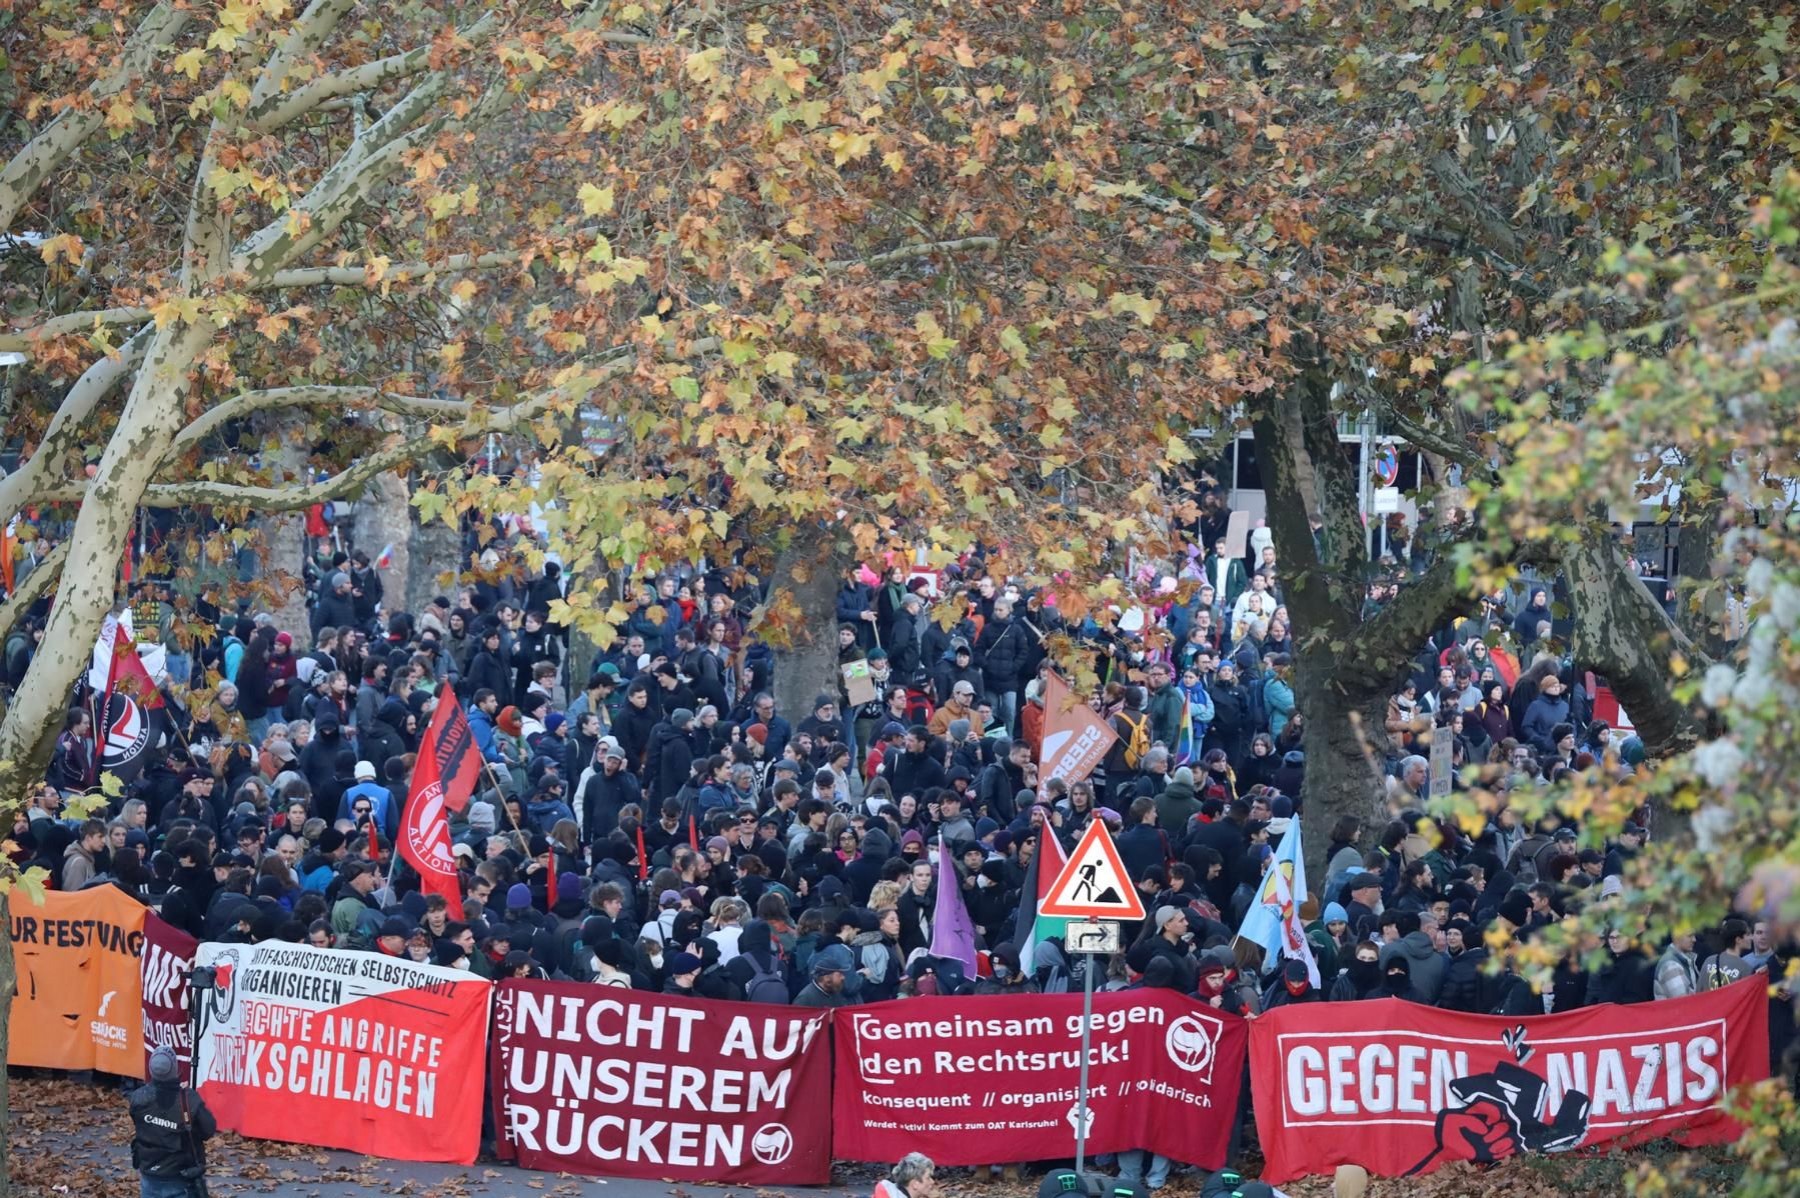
[793,943,855,1008]
[130,1046,216,1194]
[663,951,705,994]
[506,882,534,913]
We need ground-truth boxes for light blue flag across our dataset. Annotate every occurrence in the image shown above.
[1233,819,1319,985]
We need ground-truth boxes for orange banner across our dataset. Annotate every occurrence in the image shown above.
[1038,672,1117,793]
[9,887,148,1077]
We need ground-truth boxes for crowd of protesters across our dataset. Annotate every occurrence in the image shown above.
[8,494,1793,1192]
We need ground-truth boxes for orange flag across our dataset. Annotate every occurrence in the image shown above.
[1036,672,1118,798]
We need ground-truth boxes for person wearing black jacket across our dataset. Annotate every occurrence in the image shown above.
[882,727,946,800]
[581,746,642,839]
[975,742,1030,824]
[1437,919,1497,1012]
[464,627,511,702]
[974,598,1028,734]
[647,709,698,803]
[131,1046,216,1198]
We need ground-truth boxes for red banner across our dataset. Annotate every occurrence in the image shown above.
[832,992,1247,1170]
[401,684,480,908]
[1250,979,1771,1183]
[140,911,197,1084]
[192,941,490,1164]
[491,980,832,1186]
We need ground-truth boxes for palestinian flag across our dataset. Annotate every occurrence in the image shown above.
[1014,823,1071,975]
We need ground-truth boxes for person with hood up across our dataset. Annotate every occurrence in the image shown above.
[844,827,892,905]
[1377,911,1447,1003]
[1436,918,1496,1012]
[1154,767,1203,842]
[130,1046,216,1198]
[726,919,793,1003]
[1373,954,1421,1002]
[1327,939,1386,1002]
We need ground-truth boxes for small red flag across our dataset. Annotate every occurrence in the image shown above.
[399,683,472,911]
[636,824,649,882]
[688,814,699,853]
[545,842,558,908]
[366,813,381,864]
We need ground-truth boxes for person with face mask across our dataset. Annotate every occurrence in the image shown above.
[1328,940,1387,1001]
[1260,957,1320,1009]
[972,943,1038,995]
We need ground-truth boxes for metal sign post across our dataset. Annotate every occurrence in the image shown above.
[1071,920,1115,1183]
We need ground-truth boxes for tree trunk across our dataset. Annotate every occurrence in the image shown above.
[404,507,464,618]
[0,890,15,1198]
[768,526,844,731]
[353,470,413,617]
[0,321,210,770]
[1564,531,1707,756]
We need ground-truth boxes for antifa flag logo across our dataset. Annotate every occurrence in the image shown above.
[1408,1025,1592,1174]
[99,692,156,777]
[435,707,474,786]
[404,780,456,872]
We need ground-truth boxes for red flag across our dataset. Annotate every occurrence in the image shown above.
[546,842,558,907]
[399,683,476,910]
[366,813,381,864]
[107,624,164,710]
[636,824,649,882]
[0,517,15,594]
[420,682,482,814]
[688,814,699,853]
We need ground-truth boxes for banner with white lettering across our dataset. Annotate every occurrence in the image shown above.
[1250,978,1770,1182]
[832,992,1248,1169]
[140,911,197,1083]
[491,980,832,1185]
[192,942,491,1164]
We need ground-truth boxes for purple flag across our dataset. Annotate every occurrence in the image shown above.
[930,832,980,975]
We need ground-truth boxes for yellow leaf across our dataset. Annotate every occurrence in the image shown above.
[578,182,615,216]
[1409,355,1434,376]
[882,150,906,173]
[686,46,725,83]
[764,350,799,378]
[174,47,206,81]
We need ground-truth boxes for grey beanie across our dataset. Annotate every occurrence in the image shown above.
[671,708,695,729]
[948,718,972,741]
[149,1046,180,1083]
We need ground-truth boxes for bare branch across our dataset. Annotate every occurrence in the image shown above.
[0,326,151,525]
[0,3,191,236]
[261,248,536,290]
[1428,150,1525,262]
[246,0,360,126]
[1355,382,1498,484]
[245,13,499,134]
[835,237,999,271]
[164,385,465,459]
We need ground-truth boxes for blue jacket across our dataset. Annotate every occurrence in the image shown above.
[468,706,507,764]
[527,798,575,833]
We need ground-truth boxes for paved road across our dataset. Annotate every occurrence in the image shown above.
[11,1075,860,1198]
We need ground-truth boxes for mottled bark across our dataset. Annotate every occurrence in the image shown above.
[1564,531,1707,756]
[0,321,211,772]
[769,526,845,731]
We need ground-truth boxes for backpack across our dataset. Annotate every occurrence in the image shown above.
[741,953,790,1004]
[1118,712,1151,770]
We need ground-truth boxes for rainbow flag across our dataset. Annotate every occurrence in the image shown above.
[1173,696,1195,767]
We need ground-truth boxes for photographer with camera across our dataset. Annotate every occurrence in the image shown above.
[129,1046,216,1198]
